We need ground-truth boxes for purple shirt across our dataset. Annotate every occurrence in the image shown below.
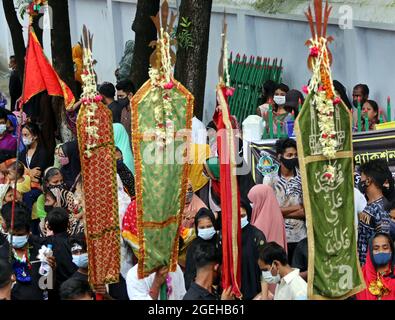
[0,133,17,152]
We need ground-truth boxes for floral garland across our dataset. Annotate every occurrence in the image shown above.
[80,48,102,158]
[304,37,341,182]
[148,28,175,150]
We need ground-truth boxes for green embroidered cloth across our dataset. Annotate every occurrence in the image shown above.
[132,79,194,278]
[295,94,365,299]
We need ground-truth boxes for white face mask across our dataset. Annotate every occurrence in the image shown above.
[241,216,249,229]
[0,124,7,134]
[261,265,281,284]
[198,227,216,240]
[22,137,33,146]
[273,95,286,106]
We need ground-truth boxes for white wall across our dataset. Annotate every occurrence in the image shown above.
[1,0,395,123]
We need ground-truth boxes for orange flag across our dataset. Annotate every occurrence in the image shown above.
[21,28,75,109]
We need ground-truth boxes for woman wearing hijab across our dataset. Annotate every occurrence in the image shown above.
[59,140,81,190]
[45,185,83,236]
[115,147,135,198]
[113,123,134,174]
[240,199,266,300]
[356,233,395,300]
[248,184,287,251]
[184,208,221,290]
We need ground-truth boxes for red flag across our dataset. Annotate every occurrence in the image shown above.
[214,84,242,299]
[21,29,75,109]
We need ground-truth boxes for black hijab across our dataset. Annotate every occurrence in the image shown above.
[194,208,216,234]
[60,140,81,189]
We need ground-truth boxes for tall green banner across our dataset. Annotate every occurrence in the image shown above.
[294,0,364,299]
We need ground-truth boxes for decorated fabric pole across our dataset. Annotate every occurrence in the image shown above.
[295,0,364,300]
[364,111,369,132]
[277,119,281,139]
[77,26,120,297]
[357,97,362,132]
[131,0,194,279]
[268,99,274,139]
[387,96,391,122]
[213,14,242,299]
[380,110,384,124]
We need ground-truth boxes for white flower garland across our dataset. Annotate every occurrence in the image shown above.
[308,37,339,181]
[148,28,175,150]
[81,48,101,158]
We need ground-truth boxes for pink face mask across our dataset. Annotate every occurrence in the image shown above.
[59,156,69,166]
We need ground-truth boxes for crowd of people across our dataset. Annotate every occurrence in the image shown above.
[1,54,395,301]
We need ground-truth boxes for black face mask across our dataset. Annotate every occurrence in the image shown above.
[45,205,54,213]
[281,157,298,171]
[118,98,129,107]
[358,180,368,195]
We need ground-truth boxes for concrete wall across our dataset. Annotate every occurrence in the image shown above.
[1,0,395,122]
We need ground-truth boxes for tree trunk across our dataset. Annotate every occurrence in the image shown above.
[48,0,75,95]
[129,0,160,90]
[174,0,213,121]
[2,0,26,81]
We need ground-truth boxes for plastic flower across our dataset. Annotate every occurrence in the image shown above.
[302,85,309,95]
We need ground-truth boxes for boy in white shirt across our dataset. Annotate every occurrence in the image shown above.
[258,242,307,300]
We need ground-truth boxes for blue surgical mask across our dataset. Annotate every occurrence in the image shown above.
[241,216,249,229]
[7,234,28,249]
[373,252,392,266]
[72,253,89,268]
[198,227,216,240]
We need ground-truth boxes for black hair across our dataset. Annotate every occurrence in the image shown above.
[22,122,42,145]
[47,207,69,234]
[259,242,288,266]
[60,278,93,300]
[366,100,379,117]
[0,108,8,121]
[98,82,116,99]
[275,138,297,156]
[8,160,25,179]
[368,233,395,276]
[194,241,221,270]
[1,202,31,232]
[0,259,13,289]
[354,84,370,97]
[115,147,123,155]
[275,83,289,94]
[359,159,393,193]
[194,208,216,234]
[240,198,252,221]
[9,55,16,61]
[333,80,352,110]
[69,232,88,252]
[262,80,277,103]
[116,80,136,95]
